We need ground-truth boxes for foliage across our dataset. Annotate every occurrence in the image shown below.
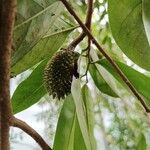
[11,0,150,150]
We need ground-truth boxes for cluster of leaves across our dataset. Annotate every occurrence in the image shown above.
[11,0,150,150]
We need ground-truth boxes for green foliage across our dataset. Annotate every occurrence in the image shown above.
[12,27,75,75]
[89,64,118,97]
[12,60,47,114]
[72,79,96,150]
[12,0,75,75]
[53,93,94,150]
[108,0,150,70]
[53,95,76,150]
[137,134,147,150]
[81,85,97,150]
[74,118,87,150]
[97,59,150,106]
[12,28,74,113]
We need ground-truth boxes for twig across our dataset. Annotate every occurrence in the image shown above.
[68,32,85,49]
[85,0,93,82]
[85,0,93,29]
[84,30,92,82]
[81,45,91,83]
[11,117,52,150]
[60,0,150,113]
[0,1,16,149]
[68,0,93,49]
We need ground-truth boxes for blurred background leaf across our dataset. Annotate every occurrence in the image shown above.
[137,134,147,150]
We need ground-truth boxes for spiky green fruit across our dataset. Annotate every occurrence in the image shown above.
[44,49,79,99]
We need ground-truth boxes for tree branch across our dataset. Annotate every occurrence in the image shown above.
[68,32,85,49]
[68,0,93,49]
[0,1,16,149]
[11,117,52,150]
[85,0,93,29]
[60,0,150,113]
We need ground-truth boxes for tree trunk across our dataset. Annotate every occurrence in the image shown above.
[0,1,16,149]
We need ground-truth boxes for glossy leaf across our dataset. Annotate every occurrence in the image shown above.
[89,64,118,97]
[12,60,47,114]
[53,95,76,150]
[143,0,150,44]
[97,59,150,106]
[71,78,92,150]
[108,0,150,70]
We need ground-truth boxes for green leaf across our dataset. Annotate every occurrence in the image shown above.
[137,134,147,150]
[12,27,75,75]
[89,64,118,97]
[53,95,88,150]
[12,60,47,114]
[143,0,150,44]
[108,0,150,70]
[82,85,97,150]
[12,0,75,75]
[97,59,150,106]
[53,95,76,150]
[71,79,92,150]
[13,1,63,65]
[74,117,87,150]
[90,49,125,98]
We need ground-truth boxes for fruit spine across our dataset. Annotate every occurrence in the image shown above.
[43,49,79,99]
